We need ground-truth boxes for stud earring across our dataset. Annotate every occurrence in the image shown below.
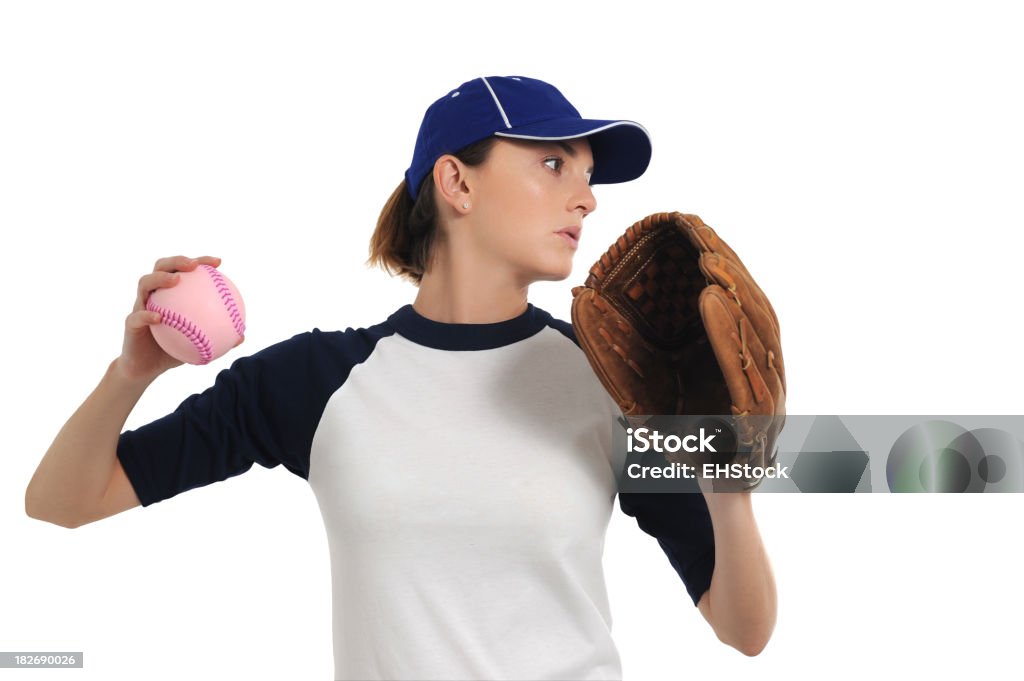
[462,202,470,209]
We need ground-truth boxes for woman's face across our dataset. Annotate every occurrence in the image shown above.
[462,137,597,285]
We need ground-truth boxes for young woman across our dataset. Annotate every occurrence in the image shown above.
[26,75,776,680]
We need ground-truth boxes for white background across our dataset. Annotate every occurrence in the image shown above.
[3,1,1022,679]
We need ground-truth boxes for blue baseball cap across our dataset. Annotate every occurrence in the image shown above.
[404,75,652,202]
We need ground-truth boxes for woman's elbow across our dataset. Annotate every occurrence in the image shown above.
[25,492,84,529]
[26,506,81,529]
[728,623,774,657]
[735,632,770,657]
[700,593,775,656]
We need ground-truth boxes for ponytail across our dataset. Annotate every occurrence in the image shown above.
[367,136,498,285]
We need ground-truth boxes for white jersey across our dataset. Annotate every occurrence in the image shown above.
[117,303,715,680]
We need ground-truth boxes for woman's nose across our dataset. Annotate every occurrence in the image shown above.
[575,181,597,217]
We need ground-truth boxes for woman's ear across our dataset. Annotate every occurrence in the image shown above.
[433,154,472,214]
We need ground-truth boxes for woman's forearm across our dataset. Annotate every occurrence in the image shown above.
[25,357,154,527]
[699,492,777,655]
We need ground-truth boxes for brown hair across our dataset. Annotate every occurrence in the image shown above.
[367,136,500,285]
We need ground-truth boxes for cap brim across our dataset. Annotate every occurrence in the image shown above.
[493,118,652,185]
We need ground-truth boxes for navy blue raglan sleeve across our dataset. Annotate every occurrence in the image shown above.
[618,491,716,606]
[116,329,330,507]
[544,311,716,606]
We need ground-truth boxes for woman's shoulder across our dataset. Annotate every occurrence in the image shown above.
[249,314,401,369]
[529,304,580,348]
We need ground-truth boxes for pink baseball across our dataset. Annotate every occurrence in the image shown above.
[145,264,246,366]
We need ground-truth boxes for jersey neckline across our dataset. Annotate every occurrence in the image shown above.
[386,303,550,351]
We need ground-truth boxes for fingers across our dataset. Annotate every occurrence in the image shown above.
[126,307,163,331]
[151,255,222,273]
[136,270,179,307]
[134,255,223,311]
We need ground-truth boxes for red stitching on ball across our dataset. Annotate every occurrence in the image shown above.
[200,264,246,337]
[145,301,214,364]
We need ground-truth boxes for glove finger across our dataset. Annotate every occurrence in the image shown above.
[700,285,781,419]
[679,213,782,336]
[694,243,779,338]
[676,212,786,486]
[699,295,769,479]
[701,286,786,472]
[676,212,786,411]
[700,252,786,395]
[713,251,782,363]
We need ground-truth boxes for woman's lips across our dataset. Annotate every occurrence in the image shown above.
[556,226,581,248]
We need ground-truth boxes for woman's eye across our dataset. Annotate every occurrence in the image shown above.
[544,157,563,172]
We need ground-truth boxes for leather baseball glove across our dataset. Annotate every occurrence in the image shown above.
[571,212,786,491]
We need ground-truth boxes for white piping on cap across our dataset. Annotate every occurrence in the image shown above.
[493,120,651,140]
[480,76,512,129]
